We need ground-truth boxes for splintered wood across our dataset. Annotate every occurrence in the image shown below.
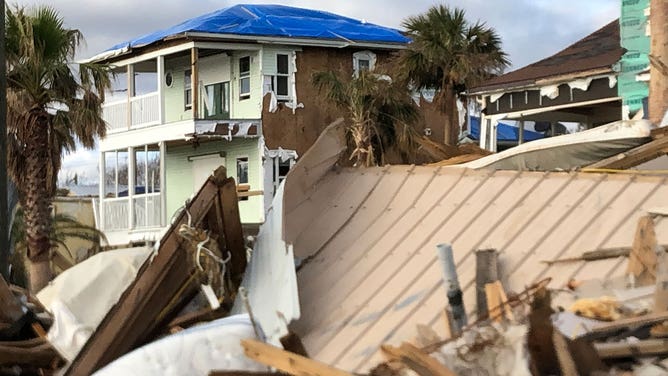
[627,215,658,286]
[380,342,456,376]
[241,339,351,376]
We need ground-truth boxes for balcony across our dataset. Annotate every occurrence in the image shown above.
[103,92,161,132]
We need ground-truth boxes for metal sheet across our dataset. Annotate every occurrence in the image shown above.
[290,166,668,372]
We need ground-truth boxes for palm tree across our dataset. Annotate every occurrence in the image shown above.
[312,69,421,166]
[398,5,510,146]
[10,206,107,287]
[5,5,111,292]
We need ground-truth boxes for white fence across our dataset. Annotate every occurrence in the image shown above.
[102,197,129,230]
[102,92,160,132]
[133,193,162,228]
[101,193,162,231]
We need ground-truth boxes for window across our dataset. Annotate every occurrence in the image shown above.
[269,153,296,195]
[352,50,376,77]
[272,54,290,100]
[236,157,249,184]
[204,82,230,119]
[239,56,251,99]
[184,69,192,110]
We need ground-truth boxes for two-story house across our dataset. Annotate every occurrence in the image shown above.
[91,4,409,245]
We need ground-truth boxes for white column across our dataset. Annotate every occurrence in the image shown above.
[159,141,166,226]
[480,114,488,150]
[99,151,105,231]
[127,64,134,129]
[157,56,165,124]
[491,121,498,153]
[128,146,135,229]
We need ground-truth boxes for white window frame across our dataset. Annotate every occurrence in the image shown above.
[353,50,377,77]
[184,69,192,110]
[239,56,251,100]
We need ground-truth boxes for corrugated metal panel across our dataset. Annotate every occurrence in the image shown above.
[290,166,668,372]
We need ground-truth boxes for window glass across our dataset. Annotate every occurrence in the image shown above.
[358,59,370,72]
[204,82,230,119]
[184,69,192,109]
[239,57,251,98]
[236,157,249,184]
[277,54,289,74]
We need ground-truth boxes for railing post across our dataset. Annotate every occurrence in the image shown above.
[157,56,165,124]
[99,151,106,231]
[159,141,166,227]
[191,47,199,119]
[127,64,134,129]
[128,146,135,229]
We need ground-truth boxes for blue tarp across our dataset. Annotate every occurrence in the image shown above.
[468,116,544,142]
[108,4,409,51]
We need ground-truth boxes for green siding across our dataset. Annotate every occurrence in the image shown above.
[230,51,262,118]
[165,138,264,224]
[619,0,650,113]
[164,56,192,123]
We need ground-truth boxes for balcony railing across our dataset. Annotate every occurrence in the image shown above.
[100,193,162,231]
[103,92,160,132]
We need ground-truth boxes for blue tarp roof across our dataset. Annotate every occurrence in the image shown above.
[468,116,544,142]
[108,4,409,51]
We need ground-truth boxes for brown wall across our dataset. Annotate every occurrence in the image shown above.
[261,47,395,156]
[650,0,668,125]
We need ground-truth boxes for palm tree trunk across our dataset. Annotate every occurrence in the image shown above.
[22,109,53,292]
[442,86,460,146]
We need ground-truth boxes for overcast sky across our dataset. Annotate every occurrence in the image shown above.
[13,0,619,184]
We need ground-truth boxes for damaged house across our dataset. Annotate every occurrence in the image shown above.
[91,4,409,245]
[468,20,626,152]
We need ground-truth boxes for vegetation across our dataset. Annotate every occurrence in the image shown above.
[9,206,107,287]
[312,69,422,166]
[6,5,111,291]
[397,5,509,145]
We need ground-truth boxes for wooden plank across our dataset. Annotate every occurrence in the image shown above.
[280,331,309,357]
[0,275,23,324]
[627,216,658,286]
[67,175,229,375]
[242,339,351,376]
[380,342,456,376]
[583,311,668,339]
[587,136,668,170]
[595,338,668,358]
[475,249,498,319]
[0,338,62,368]
[209,372,280,376]
[219,176,246,286]
[237,190,264,198]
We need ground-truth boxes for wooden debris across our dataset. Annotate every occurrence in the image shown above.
[586,134,668,170]
[527,285,560,376]
[627,216,659,286]
[67,167,247,375]
[595,338,668,359]
[584,311,668,339]
[484,281,514,323]
[569,296,621,321]
[475,249,498,319]
[552,331,579,376]
[280,331,309,357]
[209,372,280,376]
[381,342,456,376]
[0,275,24,327]
[0,337,63,368]
[241,339,351,376]
[542,247,633,265]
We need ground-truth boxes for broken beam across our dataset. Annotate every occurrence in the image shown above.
[242,339,351,376]
[381,342,456,376]
[586,136,668,170]
[67,167,236,375]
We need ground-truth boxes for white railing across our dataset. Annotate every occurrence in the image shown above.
[131,92,160,128]
[102,92,160,132]
[103,197,129,230]
[102,100,128,132]
[133,193,162,228]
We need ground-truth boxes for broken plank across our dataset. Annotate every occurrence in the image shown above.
[627,216,658,286]
[219,176,246,286]
[0,338,62,368]
[280,331,309,357]
[583,311,668,339]
[380,342,456,376]
[209,372,281,376]
[542,247,633,265]
[586,136,668,170]
[242,339,351,376]
[0,275,23,325]
[595,338,668,358]
[67,173,231,375]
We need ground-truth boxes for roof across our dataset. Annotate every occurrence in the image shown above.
[106,4,409,52]
[288,166,668,372]
[467,116,544,142]
[470,20,624,94]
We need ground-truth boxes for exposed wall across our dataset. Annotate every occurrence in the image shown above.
[261,46,393,157]
[164,138,263,224]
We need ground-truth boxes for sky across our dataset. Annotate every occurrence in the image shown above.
[12,0,620,185]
